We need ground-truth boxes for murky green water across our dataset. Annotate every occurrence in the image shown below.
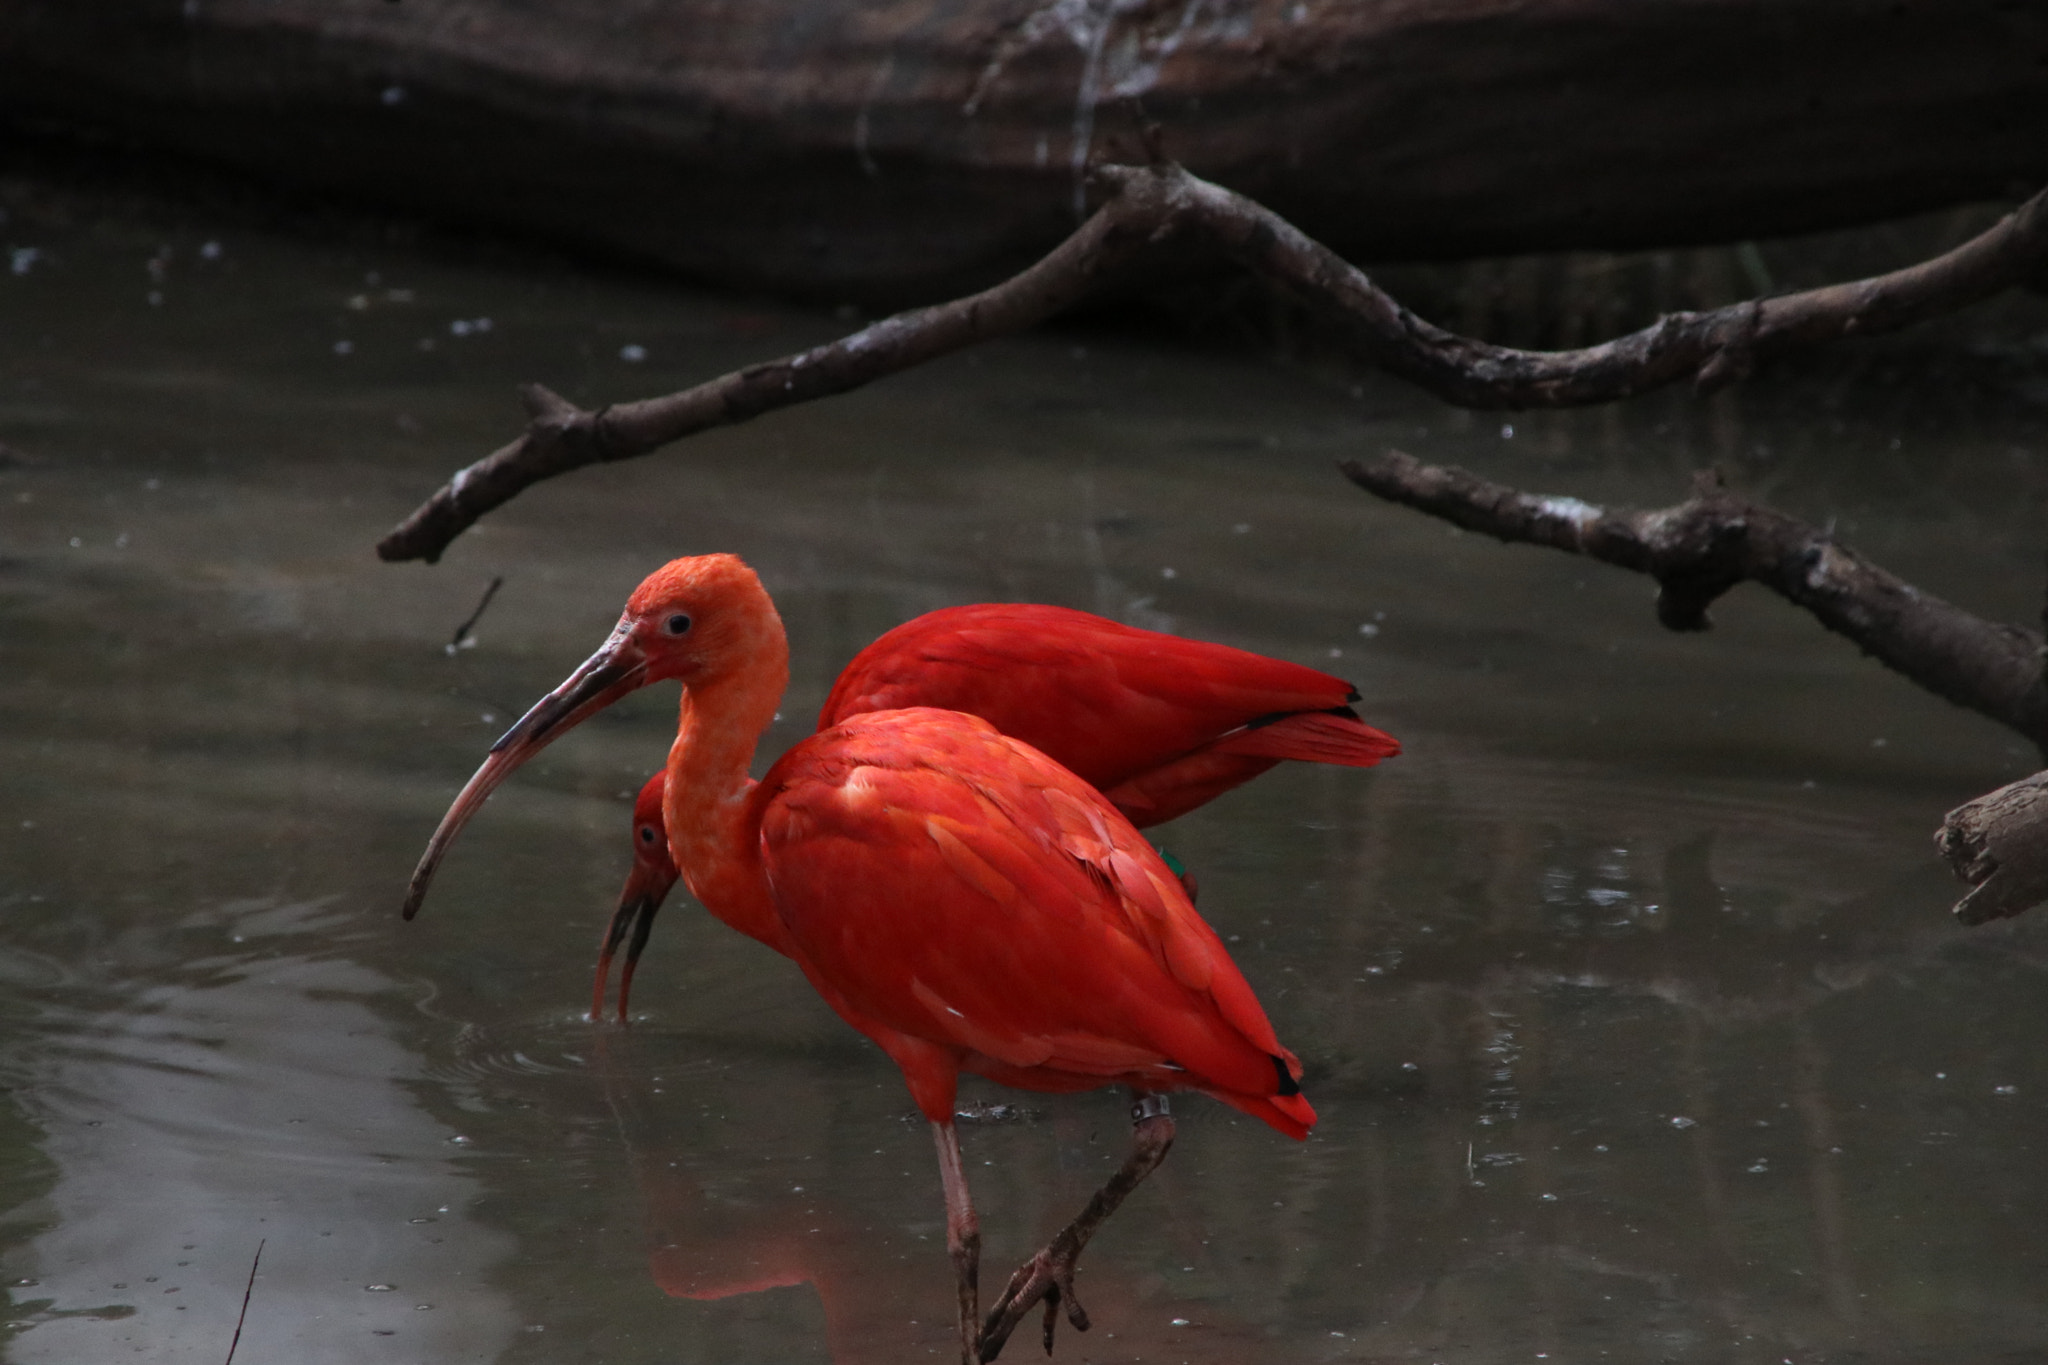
[5,171,2048,1364]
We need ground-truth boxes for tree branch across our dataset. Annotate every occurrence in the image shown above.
[378,164,2048,563]
[1937,774,2048,925]
[1338,450,2048,751]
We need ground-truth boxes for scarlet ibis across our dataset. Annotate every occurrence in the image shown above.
[592,602,1400,1019]
[404,555,1316,1363]
[592,775,679,1020]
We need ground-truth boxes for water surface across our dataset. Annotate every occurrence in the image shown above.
[3,173,2048,1363]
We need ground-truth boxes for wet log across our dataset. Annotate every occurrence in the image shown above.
[3,1,2047,303]
[1937,774,2048,925]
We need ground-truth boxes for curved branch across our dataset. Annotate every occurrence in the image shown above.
[379,164,2048,563]
[1339,450,2048,750]
[375,171,1181,562]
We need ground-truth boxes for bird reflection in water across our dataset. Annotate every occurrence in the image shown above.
[594,1031,1291,1365]
[406,557,1342,1361]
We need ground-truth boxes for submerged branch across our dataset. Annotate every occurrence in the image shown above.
[377,164,2048,563]
[1937,774,2048,925]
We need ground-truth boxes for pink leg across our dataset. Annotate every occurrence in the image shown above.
[933,1120,982,1365]
[979,1093,1176,1362]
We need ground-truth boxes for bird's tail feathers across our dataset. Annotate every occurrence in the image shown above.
[1214,708,1399,768]
[1212,1086,1316,1140]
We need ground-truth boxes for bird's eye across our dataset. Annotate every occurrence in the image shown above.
[638,825,658,844]
[663,612,692,636]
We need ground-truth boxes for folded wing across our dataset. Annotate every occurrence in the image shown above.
[758,707,1314,1137]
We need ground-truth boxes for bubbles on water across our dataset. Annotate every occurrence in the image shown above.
[332,340,353,356]
[1669,1116,1697,1129]
[10,247,41,275]
[381,86,406,106]
[1995,1084,2018,1095]
[619,343,648,363]
[364,1283,396,1292]
[1746,1159,1769,1173]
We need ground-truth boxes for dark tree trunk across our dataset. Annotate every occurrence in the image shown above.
[3,1,2046,303]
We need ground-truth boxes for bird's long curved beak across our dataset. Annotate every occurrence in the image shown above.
[593,855,680,1021]
[402,619,650,920]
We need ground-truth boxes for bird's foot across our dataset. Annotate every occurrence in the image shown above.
[978,1233,1088,1362]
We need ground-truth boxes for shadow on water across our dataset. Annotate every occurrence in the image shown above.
[2,168,2047,1362]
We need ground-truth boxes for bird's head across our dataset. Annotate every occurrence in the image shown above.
[401,553,783,921]
[590,770,682,1021]
[619,553,786,689]
[624,770,680,896]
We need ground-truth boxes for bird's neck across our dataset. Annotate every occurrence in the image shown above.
[662,646,792,949]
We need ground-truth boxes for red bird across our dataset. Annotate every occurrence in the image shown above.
[404,556,1317,1364]
[592,602,1400,1019]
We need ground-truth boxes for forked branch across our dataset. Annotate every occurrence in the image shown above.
[1338,449,2048,923]
[377,164,2048,563]
[1339,450,2048,750]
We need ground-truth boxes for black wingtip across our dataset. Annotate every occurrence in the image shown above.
[1272,1054,1301,1096]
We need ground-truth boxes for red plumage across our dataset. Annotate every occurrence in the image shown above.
[758,708,1313,1140]
[819,603,1397,825]
[403,557,1331,1360]
[592,602,1399,1017]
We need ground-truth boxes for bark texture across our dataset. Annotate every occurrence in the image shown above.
[1338,454,2048,753]
[1334,451,2048,924]
[1937,775,2048,925]
[3,1,2046,302]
